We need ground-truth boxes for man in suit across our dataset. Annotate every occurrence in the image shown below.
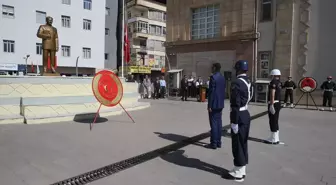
[181,75,188,101]
[206,63,226,149]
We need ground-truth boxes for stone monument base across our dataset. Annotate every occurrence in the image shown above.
[0,76,148,124]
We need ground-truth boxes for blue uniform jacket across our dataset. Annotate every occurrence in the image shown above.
[208,72,226,109]
[230,75,252,124]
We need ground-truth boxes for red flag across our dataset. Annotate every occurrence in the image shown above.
[124,24,130,63]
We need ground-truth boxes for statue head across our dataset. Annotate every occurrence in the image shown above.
[46,16,53,25]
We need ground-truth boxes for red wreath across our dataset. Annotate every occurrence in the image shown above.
[299,77,317,92]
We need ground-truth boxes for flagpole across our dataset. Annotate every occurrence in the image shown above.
[121,0,125,78]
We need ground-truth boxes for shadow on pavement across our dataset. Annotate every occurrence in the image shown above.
[154,132,207,147]
[160,150,228,176]
[73,113,108,124]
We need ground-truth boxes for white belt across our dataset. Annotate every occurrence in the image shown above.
[325,89,333,92]
[286,87,294,90]
[239,106,248,111]
[268,100,279,104]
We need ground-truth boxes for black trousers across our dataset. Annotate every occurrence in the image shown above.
[181,89,188,101]
[323,91,333,107]
[284,89,294,103]
[231,110,250,167]
[160,87,166,98]
[188,86,192,97]
[154,88,160,99]
[268,102,281,132]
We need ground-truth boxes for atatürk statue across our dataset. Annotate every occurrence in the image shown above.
[37,16,59,75]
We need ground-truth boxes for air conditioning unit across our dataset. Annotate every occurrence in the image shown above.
[256,84,266,93]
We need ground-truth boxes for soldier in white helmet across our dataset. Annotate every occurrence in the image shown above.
[266,69,283,145]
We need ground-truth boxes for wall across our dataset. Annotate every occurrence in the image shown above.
[306,0,336,84]
[0,0,105,69]
[105,0,119,69]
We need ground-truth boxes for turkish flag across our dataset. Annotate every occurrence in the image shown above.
[47,56,57,69]
[124,24,130,63]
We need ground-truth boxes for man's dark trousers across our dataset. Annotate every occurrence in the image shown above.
[209,108,223,147]
[231,110,250,167]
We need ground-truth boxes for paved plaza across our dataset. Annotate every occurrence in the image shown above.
[0,100,335,185]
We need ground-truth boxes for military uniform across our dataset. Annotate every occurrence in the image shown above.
[228,60,252,182]
[320,77,336,110]
[282,78,296,107]
[267,77,282,144]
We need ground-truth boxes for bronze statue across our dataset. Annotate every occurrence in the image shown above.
[37,16,59,75]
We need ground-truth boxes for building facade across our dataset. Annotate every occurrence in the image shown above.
[0,0,106,75]
[166,0,257,80]
[126,0,166,71]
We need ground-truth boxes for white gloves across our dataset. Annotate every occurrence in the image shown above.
[269,104,275,115]
[231,124,239,134]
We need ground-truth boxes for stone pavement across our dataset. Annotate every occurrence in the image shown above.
[0,99,335,185]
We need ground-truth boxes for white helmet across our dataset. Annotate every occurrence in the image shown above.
[270,69,281,76]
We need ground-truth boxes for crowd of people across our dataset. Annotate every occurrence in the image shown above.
[180,75,210,101]
[137,75,167,99]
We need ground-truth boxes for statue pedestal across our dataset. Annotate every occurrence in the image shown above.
[0,76,149,124]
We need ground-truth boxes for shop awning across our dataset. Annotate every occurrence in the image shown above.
[167,69,183,73]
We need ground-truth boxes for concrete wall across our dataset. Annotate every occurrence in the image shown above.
[0,0,106,69]
[306,0,336,84]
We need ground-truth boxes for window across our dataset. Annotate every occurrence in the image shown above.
[62,15,71,27]
[83,48,91,59]
[163,27,166,35]
[62,45,71,57]
[258,51,271,78]
[36,43,42,55]
[105,28,110,35]
[62,0,71,5]
[36,11,46,24]
[191,4,220,40]
[105,53,109,60]
[83,19,91,30]
[2,5,14,18]
[260,0,272,21]
[3,40,15,53]
[84,0,92,10]
[106,7,110,15]
[156,26,162,36]
[127,12,131,18]
[135,21,148,33]
[148,11,165,22]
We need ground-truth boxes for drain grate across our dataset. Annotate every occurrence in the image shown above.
[51,111,268,185]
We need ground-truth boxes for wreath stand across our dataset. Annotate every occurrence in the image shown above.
[293,91,319,110]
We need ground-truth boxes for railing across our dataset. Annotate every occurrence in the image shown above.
[130,15,166,23]
[132,28,166,37]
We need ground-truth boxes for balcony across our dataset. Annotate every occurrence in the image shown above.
[126,0,166,12]
[131,28,166,41]
[128,16,166,27]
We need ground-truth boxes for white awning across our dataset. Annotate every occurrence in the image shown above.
[167,69,183,73]
[255,79,271,84]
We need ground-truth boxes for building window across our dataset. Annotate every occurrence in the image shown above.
[106,7,110,15]
[258,51,271,78]
[62,45,71,57]
[148,11,165,22]
[3,40,15,53]
[83,48,91,59]
[2,5,14,18]
[260,0,272,21]
[83,19,91,30]
[36,11,46,24]
[62,0,71,5]
[84,0,92,10]
[105,53,109,60]
[135,21,148,33]
[36,43,42,55]
[163,27,166,35]
[127,12,131,18]
[105,28,110,35]
[191,4,220,40]
[62,15,71,27]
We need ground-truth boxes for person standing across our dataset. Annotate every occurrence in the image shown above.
[227,60,252,182]
[196,76,203,101]
[187,76,194,97]
[159,76,167,98]
[266,69,283,144]
[143,75,152,99]
[282,76,296,108]
[320,76,336,111]
[153,77,160,99]
[181,75,188,101]
[206,63,226,149]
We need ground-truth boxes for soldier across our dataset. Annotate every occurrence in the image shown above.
[266,69,283,145]
[320,76,336,111]
[282,76,296,108]
[227,60,253,182]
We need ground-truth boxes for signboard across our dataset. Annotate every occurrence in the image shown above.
[118,66,151,74]
[0,63,18,71]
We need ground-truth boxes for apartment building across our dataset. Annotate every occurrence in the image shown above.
[0,0,106,75]
[126,0,167,71]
